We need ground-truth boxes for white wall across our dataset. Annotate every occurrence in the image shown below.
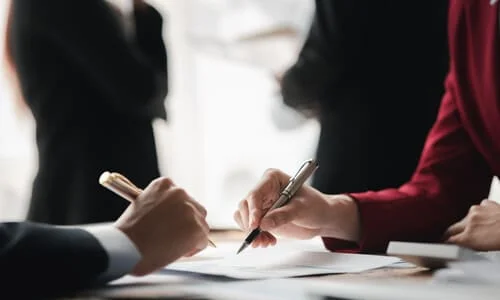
[0,0,37,221]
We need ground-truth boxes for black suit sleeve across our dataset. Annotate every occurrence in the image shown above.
[0,222,108,298]
[13,0,168,120]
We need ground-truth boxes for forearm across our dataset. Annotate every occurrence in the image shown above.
[0,223,108,296]
[322,75,493,253]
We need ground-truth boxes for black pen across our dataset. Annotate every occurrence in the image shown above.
[236,159,319,254]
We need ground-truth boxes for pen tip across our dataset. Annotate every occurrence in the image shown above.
[236,243,248,255]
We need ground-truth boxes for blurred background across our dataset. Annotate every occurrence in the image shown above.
[0,0,319,227]
[1,0,499,228]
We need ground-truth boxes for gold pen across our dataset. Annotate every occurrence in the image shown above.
[99,171,216,248]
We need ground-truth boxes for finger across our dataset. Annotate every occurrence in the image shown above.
[481,199,498,207]
[184,248,203,257]
[248,169,291,228]
[185,202,209,231]
[444,221,465,240]
[261,233,272,248]
[238,200,250,230]
[233,211,244,230]
[256,234,270,248]
[260,203,300,231]
[261,231,276,247]
[187,198,208,218]
[252,234,266,248]
[139,177,175,202]
[247,194,264,229]
[251,235,261,248]
[265,231,277,245]
[446,232,466,246]
[152,177,175,190]
[194,234,209,252]
[198,215,210,235]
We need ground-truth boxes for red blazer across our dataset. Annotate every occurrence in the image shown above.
[324,0,500,253]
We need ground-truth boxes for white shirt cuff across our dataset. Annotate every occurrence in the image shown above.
[82,224,141,283]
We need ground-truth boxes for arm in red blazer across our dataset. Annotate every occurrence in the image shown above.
[325,71,493,253]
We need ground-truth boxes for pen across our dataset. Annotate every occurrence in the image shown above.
[236,159,319,254]
[99,171,216,248]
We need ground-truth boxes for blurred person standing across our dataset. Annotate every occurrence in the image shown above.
[5,0,168,224]
[279,1,449,194]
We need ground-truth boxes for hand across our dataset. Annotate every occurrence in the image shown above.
[233,169,360,248]
[444,200,500,251]
[114,178,209,276]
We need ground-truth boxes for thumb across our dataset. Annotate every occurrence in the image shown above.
[260,205,297,231]
[445,233,465,245]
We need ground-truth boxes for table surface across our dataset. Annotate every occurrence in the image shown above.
[76,230,434,299]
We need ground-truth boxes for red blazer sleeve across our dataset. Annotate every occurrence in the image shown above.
[323,72,492,253]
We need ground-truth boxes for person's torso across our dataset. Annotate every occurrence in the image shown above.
[449,0,500,174]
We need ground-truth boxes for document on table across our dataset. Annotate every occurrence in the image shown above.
[164,248,401,279]
[433,260,500,285]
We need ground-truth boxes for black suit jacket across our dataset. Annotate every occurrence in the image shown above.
[9,0,168,224]
[281,1,449,194]
[0,222,108,298]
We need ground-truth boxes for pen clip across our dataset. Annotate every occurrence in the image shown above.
[111,172,143,193]
[281,161,310,193]
[290,159,314,181]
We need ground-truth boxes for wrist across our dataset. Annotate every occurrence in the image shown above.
[321,194,361,242]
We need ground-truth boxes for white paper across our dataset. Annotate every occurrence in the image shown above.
[445,261,500,284]
[165,248,401,279]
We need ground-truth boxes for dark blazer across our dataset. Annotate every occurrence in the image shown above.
[9,0,168,224]
[0,222,108,298]
[281,1,449,194]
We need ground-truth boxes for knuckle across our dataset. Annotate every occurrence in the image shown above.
[156,177,174,188]
[469,211,481,222]
[264,168,280,176]
[469,205,479,214]
[170,187,189,199]
[198,204,208,216]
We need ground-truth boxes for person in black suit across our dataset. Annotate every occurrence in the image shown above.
[5,0,168,224]
[0,177,210,298]
[280,1,449,194]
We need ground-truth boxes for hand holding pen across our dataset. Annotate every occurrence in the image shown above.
[95,174,214,275]
[235,159,318,254]
[234,159,362,253]
[100,172,216,248]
